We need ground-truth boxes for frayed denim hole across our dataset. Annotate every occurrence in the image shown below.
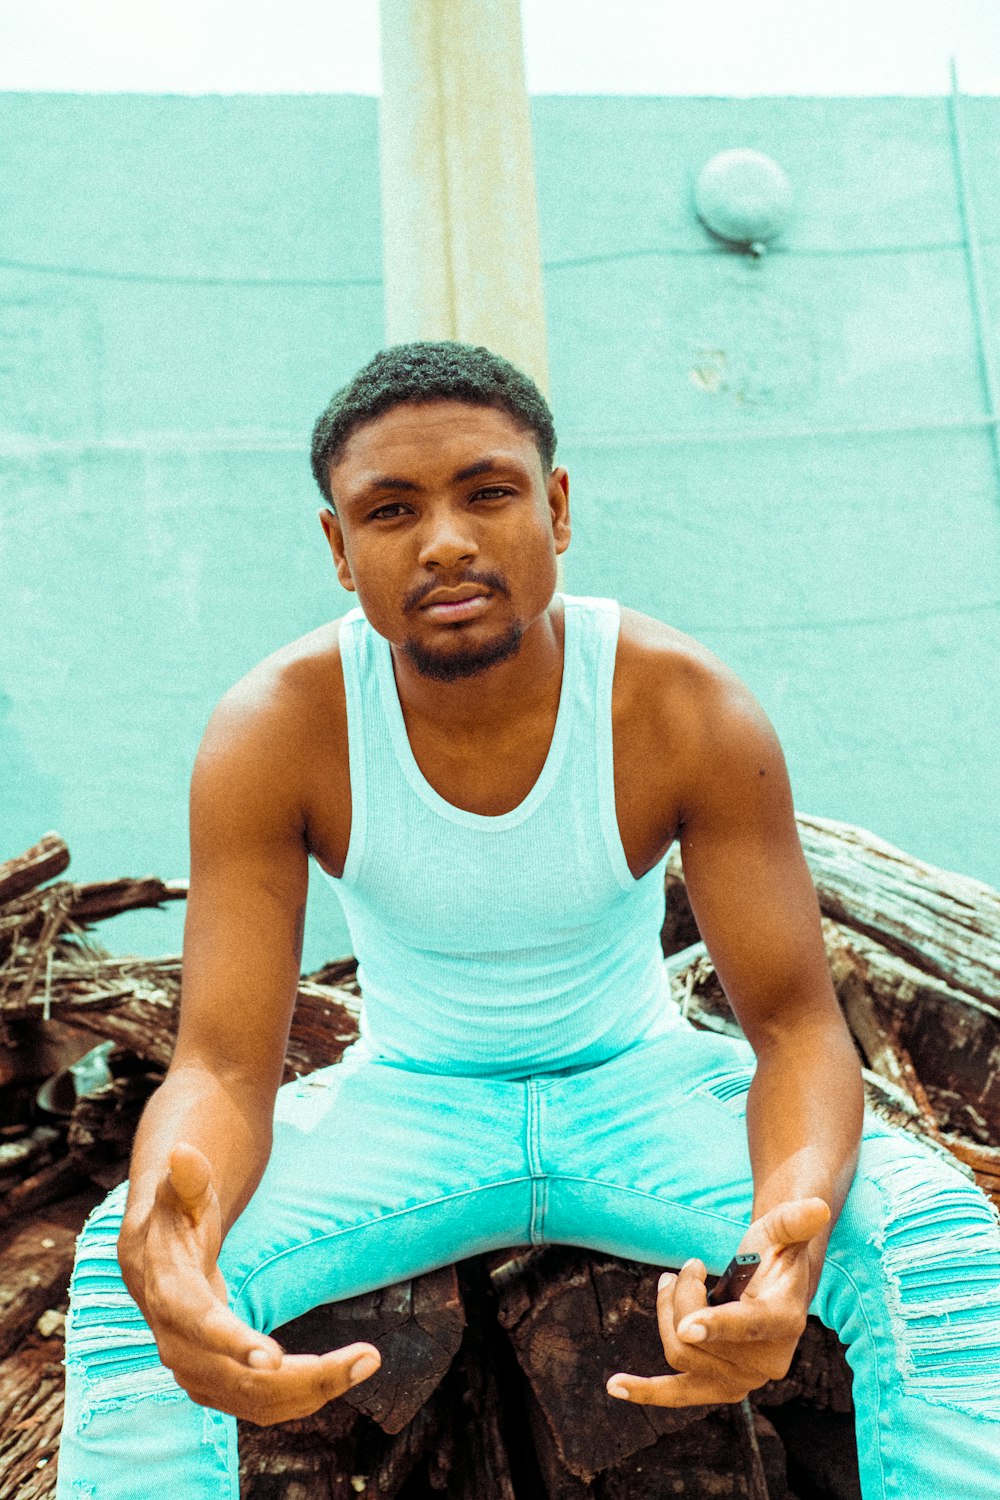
[901,1264,1000,1297]
[201,1402,232,1464]
[69,1305,148,1333]
[75,1230,124,1254]
[869,1151,1000,1418]
[77,1349,166,1382]
[77,1184,129,1233]
[73,1368,188,1431]
[71,1272,132,1296]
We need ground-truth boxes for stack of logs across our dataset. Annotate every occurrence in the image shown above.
[0,817,998,1500]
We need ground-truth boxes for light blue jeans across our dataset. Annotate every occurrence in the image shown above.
[57,1018,1000,1498]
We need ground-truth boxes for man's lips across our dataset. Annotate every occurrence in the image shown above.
[420,594,492,623]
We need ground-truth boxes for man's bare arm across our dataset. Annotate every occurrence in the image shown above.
[610,665,863,1408]
[679,679,863,1262]
[117,674,379,1423]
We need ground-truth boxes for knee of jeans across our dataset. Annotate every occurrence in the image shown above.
[864,1146,1000,1420]
[64,1183,181,1423]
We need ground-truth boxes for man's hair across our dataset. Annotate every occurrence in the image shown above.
[310,341,557,507]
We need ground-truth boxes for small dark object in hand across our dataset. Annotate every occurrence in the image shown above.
[706,1252,761,1305]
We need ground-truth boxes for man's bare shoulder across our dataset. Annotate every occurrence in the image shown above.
[617,605,755,716]
[193,619,350,823]
[615,606,783,798]
[209,619,346,739]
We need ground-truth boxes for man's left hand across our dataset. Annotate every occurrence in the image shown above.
[606,1197,830,1407]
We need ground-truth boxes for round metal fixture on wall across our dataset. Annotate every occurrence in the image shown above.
[694,149,793,257]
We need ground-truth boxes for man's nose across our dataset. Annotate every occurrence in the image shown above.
[417,510,479,569]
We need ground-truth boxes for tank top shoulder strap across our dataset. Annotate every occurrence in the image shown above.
[336,606,372,882]
[561,594,634,890]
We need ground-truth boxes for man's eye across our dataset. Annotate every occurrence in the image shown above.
[472,487,513,500]
[369,504,408,520]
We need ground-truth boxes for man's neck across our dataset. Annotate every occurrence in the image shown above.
[389,598,565,739]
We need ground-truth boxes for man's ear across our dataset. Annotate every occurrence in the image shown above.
[318,507,356,594]
[548,468,571,556]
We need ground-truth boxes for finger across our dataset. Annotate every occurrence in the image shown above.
[607,1368,746,1408]
[200,1300,287,1370]
[263,1343,381,1407]
[670,1259,709,1330]
[677,1298,806,1350]
[758,1197,830,1251]
[166,1142,215,1218]
[149,1268,285,1371]
[655,1279,752,1381]
[214,1343,382,1425]
[655,1272,713,1363]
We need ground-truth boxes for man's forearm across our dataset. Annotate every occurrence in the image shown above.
[744,1017,864,1292]
[123,1062,274,1238]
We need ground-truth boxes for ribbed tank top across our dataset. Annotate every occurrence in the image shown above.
[321,592,682,1078]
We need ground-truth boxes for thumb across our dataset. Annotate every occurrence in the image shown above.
[166,1142,215,1220]
[758,1196,830,1251]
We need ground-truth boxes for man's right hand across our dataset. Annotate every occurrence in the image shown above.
[118,1141,381,1426]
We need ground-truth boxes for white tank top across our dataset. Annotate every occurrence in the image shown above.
[321,593,682,1077]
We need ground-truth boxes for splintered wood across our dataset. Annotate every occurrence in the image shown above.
[0,818,998,1498]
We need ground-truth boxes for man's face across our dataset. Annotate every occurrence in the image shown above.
[320,400,570,682]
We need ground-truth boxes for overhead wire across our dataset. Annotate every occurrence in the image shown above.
[3,238,999,286]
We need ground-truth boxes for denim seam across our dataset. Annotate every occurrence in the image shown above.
[230,1174,534,1302]
[543,1172,752,1231]
[818,1255,889,1500]
[526,1082,546,1244]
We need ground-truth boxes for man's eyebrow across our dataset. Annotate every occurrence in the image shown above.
[352,455,527,502]
[354,474,421,498]
[451,457,520,483]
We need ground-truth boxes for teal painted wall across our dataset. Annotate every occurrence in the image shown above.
[2,94,998,968]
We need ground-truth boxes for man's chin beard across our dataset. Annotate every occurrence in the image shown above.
[401,621,525,682]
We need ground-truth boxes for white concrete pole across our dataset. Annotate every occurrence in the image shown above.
[378,0,550,399]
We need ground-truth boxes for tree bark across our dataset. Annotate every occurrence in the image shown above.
[0,835,70,907]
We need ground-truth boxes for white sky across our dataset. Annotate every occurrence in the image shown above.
[1,0,998,94]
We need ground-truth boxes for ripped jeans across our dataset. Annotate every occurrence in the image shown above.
[57,1018,1000,1498]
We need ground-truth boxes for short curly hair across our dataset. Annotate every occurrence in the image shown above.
[310,341,557,508]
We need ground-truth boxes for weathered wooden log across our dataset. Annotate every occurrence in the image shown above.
[237,1343,452,1499]
[0,1157,91,1226]
[0,835,70,907]
[0,1213,80,1362]
[664,814,1000,1013]
[62,875,189,925]
[824,917,1000,1139]
[796,814,1000,1012]
[1,957,361,1084]
[0,1344,65,1500]
[1,870,186,933]
[489,1243,853,1489]
[491,1245,720,1481]
[0,1126,63,1194]
[65,1057,163,1191]
[428,1262,518,1500]
[277,1263,465,1434]
[597,1409,790,1500]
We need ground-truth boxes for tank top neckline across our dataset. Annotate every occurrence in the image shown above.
[373,593,576,831]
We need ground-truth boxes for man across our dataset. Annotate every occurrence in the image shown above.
[58,343,1000,1498]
